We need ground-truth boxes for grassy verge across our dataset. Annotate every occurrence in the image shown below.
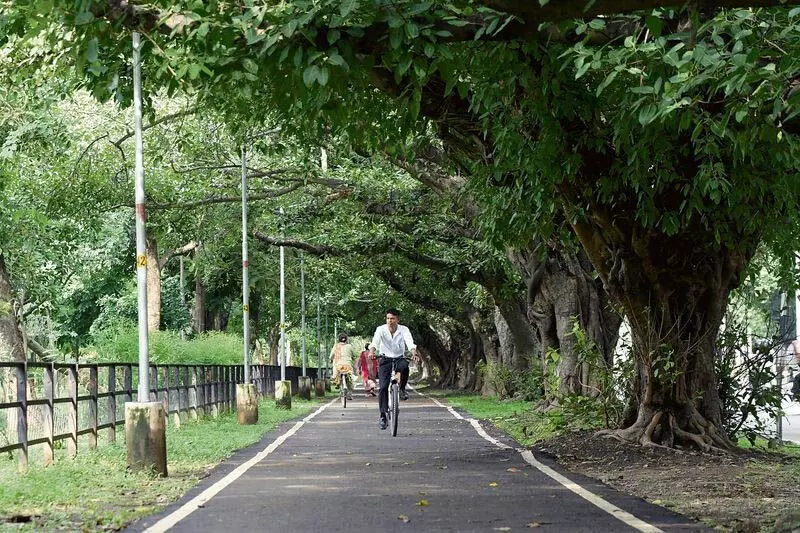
[423,388,800,455]
[418,388,564,446]
[0,396,328,531]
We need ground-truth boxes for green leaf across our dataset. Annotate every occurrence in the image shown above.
[245,27,264,44]
[303,65,319,87]
[390,29,403,49]
[242,58,258,74]
[85,38,99,63]
[327,52,346,66]
[340,0,358,17]
[645,15,664,37]
[638,104,657,125]
[317,66,329,86]
[196,22,210,38]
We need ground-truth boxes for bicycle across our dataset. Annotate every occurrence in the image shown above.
[339,371,350,408]
[383,356,409,437]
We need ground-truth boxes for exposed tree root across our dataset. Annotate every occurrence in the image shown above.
[595,408,733,453]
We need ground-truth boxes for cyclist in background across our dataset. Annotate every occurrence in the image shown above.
[369,309,419,430]
[330,333,355,401]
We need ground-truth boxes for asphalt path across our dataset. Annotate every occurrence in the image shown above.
[129,387,709,533]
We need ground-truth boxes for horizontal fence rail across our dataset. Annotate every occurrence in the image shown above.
[0,362,318,471]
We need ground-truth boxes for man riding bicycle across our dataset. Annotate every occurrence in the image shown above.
[369,308,419,430]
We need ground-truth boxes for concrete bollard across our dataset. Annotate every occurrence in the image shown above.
[236,384,259,425]
[298,376,312,400]
[314,378,326,397]
[275,380,292,409]
[125,402,167,477]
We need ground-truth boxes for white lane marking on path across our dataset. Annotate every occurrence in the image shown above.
[415,388,664,533]
[144,400,336,533]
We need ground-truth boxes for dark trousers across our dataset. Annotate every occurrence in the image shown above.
[378,357,409,417]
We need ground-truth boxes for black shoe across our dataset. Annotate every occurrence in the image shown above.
[379,417,388,430]
[400,390,409,401]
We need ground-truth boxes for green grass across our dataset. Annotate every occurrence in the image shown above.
[0,395,329,531]
[419,388,565,446]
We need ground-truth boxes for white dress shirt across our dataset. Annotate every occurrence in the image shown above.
[370,324,416,359]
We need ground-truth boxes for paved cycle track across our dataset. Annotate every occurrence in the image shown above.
[129,387,708,533]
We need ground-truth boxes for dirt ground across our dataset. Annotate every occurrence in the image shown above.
[531,430,800,532]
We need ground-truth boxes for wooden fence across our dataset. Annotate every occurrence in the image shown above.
[0,362,319,471]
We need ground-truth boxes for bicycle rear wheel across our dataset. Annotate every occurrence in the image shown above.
[340,374,347,408]
[390,382,399,436]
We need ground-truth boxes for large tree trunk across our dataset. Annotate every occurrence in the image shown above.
[193,276,205,333]
[573,212,757,450]
[508,245,621,399]
[0,254,24,362]
[146,237,161,332]
[0,254,24,453]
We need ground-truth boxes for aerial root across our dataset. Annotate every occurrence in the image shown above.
[596,409,730,452]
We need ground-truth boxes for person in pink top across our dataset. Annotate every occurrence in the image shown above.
[358,343,377,396]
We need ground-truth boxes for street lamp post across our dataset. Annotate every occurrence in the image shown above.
[275,207,291,408]
[125,31,166,476]
[236,145,257,424]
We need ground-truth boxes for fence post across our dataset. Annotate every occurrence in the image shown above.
[213,366,220,417]
[88,365,98,450]
[189,366,197,421]
[16,363,28,472]
[124,365,133,405]
[199,367,206,416]
[172,366,181,428]
[44,363,54,466]
[180,366,188,424]
[226,366,232,412]
[68,364,78,459]
[162,366,170,427]
[108,365,117,444]
[151,366,158,403]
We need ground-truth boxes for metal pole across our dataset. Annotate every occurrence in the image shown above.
[179,256,186,341]
[325,312,329,374]
[242,145,250,384]
[316,281,321,376]
[300,252,306,377]
[279,207,286,381]
[777,292,788,442]
[133,31,150,402]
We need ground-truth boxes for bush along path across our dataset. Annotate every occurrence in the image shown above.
[131,388,705,533]
[0,397,324,531]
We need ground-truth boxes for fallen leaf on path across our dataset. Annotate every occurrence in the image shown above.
[489,482,498,487]
[493,528,511,531]
[398,515,410,523]
[365,462,371,466]
[507,467,521,472]
[417,500,429,506]
[527,522,541,528]
[418,491,427,496]
[438,465,448,469]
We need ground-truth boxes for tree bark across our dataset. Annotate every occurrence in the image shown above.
[146,237,161,332]
[193,276,205,333]
[0,254,24,362]
[573,212,757,449]
[508,245,621,399]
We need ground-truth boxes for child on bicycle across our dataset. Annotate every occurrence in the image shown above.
[330,333,355,400]
[369,308,419,430]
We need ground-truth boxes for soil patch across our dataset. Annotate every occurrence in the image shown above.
[531,430,800,532]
